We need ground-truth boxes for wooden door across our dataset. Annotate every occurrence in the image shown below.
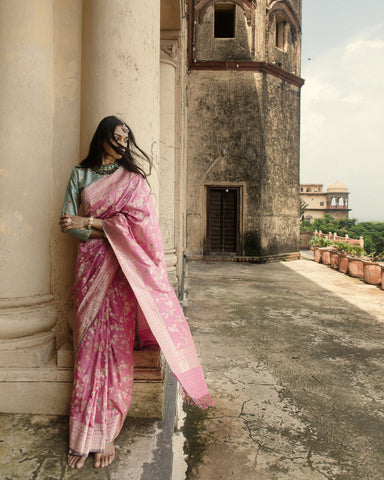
[206,187,239,254]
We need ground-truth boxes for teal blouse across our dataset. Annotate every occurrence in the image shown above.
[61,166,111,242]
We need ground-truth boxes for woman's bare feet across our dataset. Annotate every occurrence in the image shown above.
[68,453,87,469]
[94,442,115,468]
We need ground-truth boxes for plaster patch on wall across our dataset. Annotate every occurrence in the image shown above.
[14,211,23,222]
[0,169,9,177]
[24,225,33,232]
[0,219,14,236]
[4,44,21,62]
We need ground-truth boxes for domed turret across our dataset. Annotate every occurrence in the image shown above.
[326,181,350,216]
[327,181,348,193]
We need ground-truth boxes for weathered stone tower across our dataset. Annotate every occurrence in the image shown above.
[186,0,303,256]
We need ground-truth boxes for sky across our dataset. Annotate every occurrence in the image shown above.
[300,0,384,221]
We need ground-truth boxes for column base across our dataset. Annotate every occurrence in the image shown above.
[0,349,165,418]
[0,295,57,339]
[0,331,56,367]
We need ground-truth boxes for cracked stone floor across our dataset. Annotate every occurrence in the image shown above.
[0,415,161,480]
[182,257,384,480]
[1,256,384,480]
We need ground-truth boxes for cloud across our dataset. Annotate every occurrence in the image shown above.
[301,26,384,220]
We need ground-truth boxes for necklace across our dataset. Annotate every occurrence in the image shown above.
[92,162,120,175]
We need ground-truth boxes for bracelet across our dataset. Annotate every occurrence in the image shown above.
[86,216,94,230]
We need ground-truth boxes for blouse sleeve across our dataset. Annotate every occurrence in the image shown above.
[61,168,93,242]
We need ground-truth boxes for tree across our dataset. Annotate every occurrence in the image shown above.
[300,215,384,255]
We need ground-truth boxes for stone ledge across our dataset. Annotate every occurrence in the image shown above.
[0,347,165,416]
[0,368,165,418]
[185,252,300,264]
[0,366,163,383]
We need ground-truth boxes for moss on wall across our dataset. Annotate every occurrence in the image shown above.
[186,71,300,256]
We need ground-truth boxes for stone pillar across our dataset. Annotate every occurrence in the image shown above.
[52,0,82,366]
[79,1,165,418]
[160,36,180,288]
[81,0,160,202]
[0,0,57,367]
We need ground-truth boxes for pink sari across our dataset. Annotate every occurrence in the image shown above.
[69,167,213,456]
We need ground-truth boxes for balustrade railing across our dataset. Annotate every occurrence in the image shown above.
[313,230,364,249]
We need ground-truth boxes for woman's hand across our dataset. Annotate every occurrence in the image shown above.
[60,214,88,232]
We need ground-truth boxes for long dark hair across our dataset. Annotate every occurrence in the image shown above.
[80,116,152,178]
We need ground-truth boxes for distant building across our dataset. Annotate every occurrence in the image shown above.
[300,182,351,222]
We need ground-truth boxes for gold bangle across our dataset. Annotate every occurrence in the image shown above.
[86,216,94,229]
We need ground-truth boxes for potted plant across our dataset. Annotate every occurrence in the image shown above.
[321,245,336,265]
[309,237,332,263]
[337,242,352,274]
[363,252,384,285]
[347,245,366,278]
[330,241,345,270]
[381,268,384,291]
[309,234,384,291]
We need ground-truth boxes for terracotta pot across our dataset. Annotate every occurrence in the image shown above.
[363,262,382,285]
[339,255,349,274]
[321,249,332,265]
[381,268,384,291]
[313,248,322,263]
[348,258,364,278]
[330,252,340,269]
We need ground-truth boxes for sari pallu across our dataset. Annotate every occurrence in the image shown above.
[71,167,213,454]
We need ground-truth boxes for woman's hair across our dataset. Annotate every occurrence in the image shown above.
[80,115,152,178]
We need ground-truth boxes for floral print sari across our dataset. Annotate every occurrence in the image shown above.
[69,167,213,456]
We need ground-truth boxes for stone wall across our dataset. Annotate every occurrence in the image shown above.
[186,0,303,257]
[186,71,300,256]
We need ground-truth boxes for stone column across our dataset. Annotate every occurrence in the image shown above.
[81,0,160,202]
[160,36,180,288]
[52,0,82,367]
[79,1,165,417]
[0,0,57,367]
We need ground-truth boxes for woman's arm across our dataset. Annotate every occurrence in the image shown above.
[60,168,93,242]
[90,228,106,239]
[60,214,105,234]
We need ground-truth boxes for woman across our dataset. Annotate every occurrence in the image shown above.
[60,116,213,470]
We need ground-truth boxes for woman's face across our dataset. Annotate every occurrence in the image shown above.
[103,125,129,161]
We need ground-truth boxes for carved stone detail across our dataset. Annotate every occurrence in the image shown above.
[160,39,179,61]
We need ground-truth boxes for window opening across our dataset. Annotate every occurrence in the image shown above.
[275,15,287,51]
[338,198,344,207]
[214,3,236,38]
[320,202,324,206]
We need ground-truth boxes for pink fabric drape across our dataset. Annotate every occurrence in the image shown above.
[70,250,136,455]
[70,167,213,456]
